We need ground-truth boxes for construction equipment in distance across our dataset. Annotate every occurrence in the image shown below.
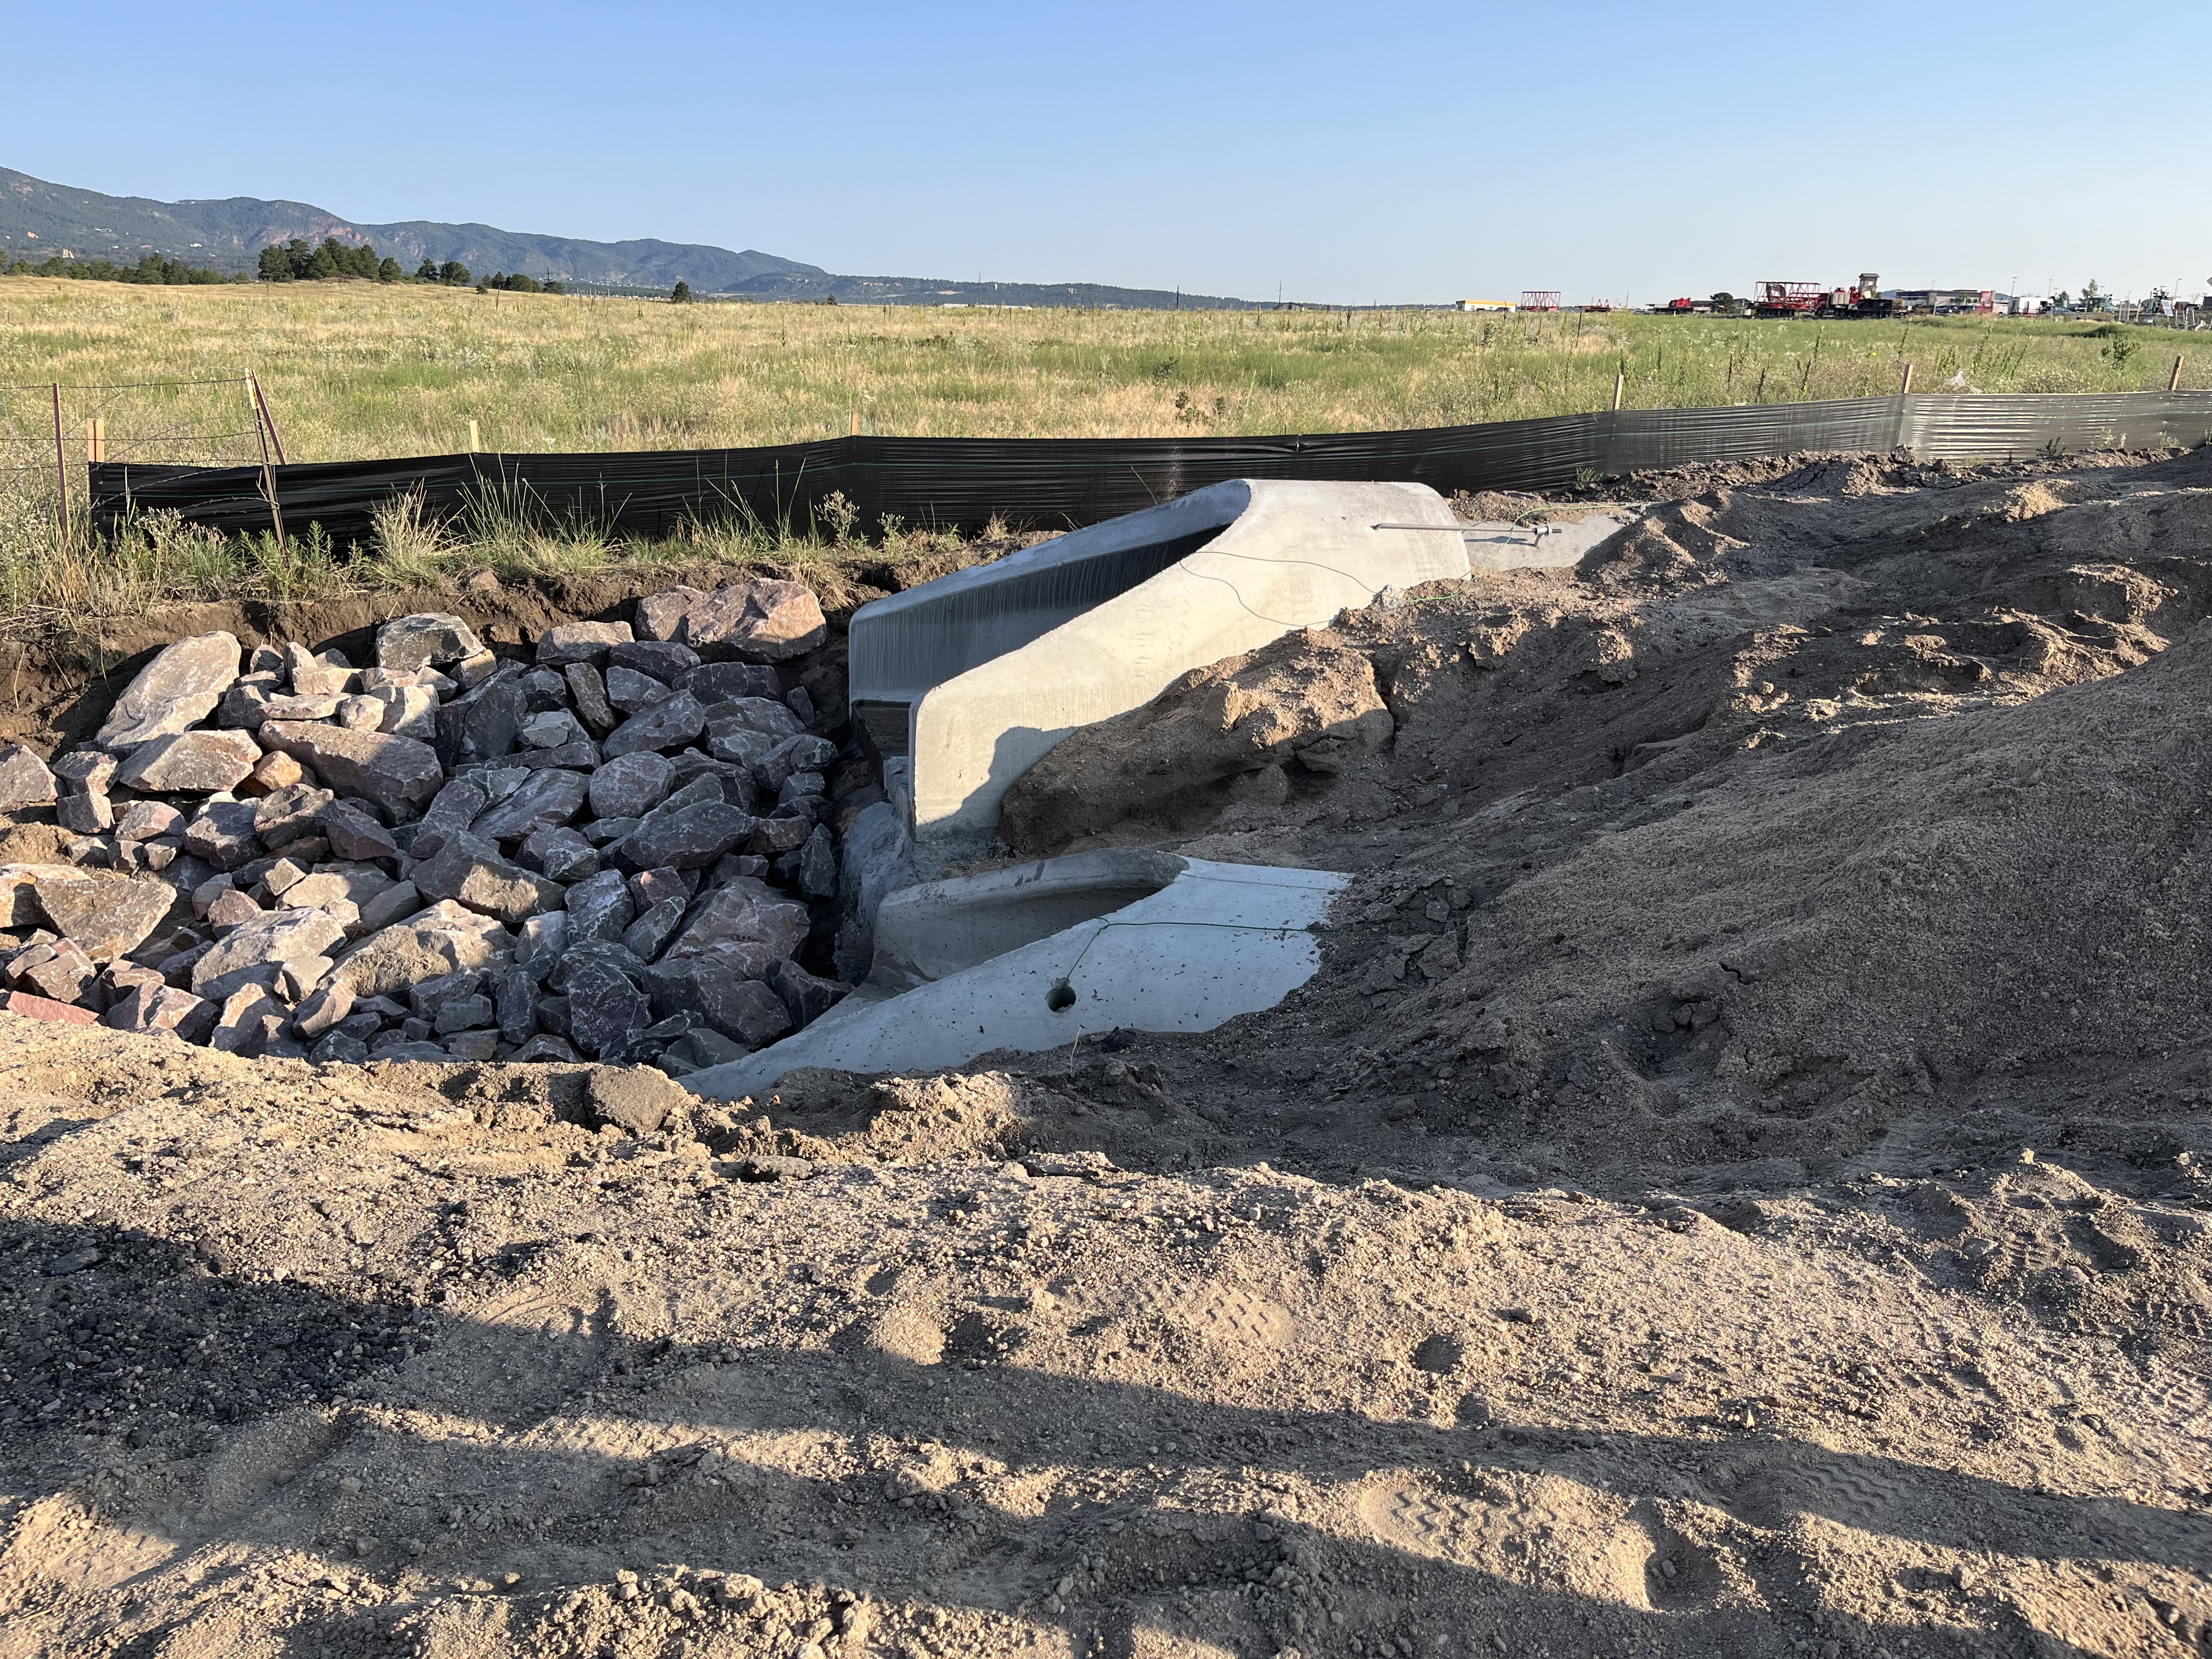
[1519,290,1560,312]
[1753,274,1894,319]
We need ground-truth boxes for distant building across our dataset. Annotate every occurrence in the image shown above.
[1455,298,1514,312]
[1886,288,1996,315]
[2009,295,2050,315]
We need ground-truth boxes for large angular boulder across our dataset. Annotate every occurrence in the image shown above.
[623,799,754,872]
[609,640,699,684]
[562,868,634,945]
[259,722,444,816]
[190,907,350,998]
[116,729,263,794]
[408,776,489,860]
[587,751,675,820]
[643,956,792,1047]
[32,875,176,962]
[0,744,56,810]
[412,834,565,926]
[94,632,240,749]
[441,676,528,765]
[319,798,400,860]
[103,981,215,1041]
[687,579,827,660]
[253,783,335,849]
[602,691,705,759]
[535,622,632,668]
[764,956,849,1029]
[664,877,810,960]
[564,663,618,736]
[564,958,652,1058]
[686,662,782,703]
[470,768,588,843]
[376,613,483,673]
[335,916,509,1000]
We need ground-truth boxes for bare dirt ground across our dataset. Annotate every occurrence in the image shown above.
[3,449,2211,1659]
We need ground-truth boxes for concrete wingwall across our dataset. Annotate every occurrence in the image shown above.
[849,478,1470,848]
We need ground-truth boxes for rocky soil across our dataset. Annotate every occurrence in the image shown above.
[1,450,2210,1659]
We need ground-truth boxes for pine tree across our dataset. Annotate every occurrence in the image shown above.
[415,258,439,282]
[439,260,471,287]
[671,280,693,304]
[257,245,295,283]
[378,257,403,283]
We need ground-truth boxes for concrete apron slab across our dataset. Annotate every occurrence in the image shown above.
[681,857,1346,1102]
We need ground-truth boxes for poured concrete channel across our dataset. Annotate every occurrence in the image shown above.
[849,478,1471,853]
[684,855,1345,1101]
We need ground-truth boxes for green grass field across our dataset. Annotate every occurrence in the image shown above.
[1,276,2203,622]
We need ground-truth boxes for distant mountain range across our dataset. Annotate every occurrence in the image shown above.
[0,166,1263,309]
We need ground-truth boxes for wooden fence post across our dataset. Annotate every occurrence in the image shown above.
[50,383,68,540]
[1899,362,1914,395]
[83,419,106,464]
[1611,372,1625,412]
[467,420,481,454]
[2170,356,2185,392]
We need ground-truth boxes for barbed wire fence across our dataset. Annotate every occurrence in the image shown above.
[0,374,283,552]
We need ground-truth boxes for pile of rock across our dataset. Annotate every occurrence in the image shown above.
[0,578,861,1076]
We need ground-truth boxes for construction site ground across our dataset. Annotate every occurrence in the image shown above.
[3,447,2210,1659]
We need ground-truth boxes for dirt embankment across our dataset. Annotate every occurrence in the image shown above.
[1,450,2209,1659]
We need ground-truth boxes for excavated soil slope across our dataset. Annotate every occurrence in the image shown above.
[1,451,2209,1659]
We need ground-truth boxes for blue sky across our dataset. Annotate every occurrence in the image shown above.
[5,1,2203,304]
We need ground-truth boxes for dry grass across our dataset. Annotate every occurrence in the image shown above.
[2,276,2204,622]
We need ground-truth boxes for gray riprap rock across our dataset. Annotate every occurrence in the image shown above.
[103,981,215,1042]
[521,824,598,882]
[777,771,826,808]
[603,665,672,715]
[602,691,705,759]
[52,751,118,795]
[283,865,396,912]
[585,1067,689,1136]
[58,792,116,835]
[622,799,754,872]
[9,940,95,1003]
[0,744,55,810]
[517,709,586,749]
[469,766,588,843]
[217,680,275,729]
[334,916,508,1000]
[711,696,805,742]
[494,966,539,1042]
[608,639,699,684]
[443,675,528,765]
[114,799,181,842]
[535,621,633,667]
[587,751,674,820]
[583,816,638,848]
[511,741,599,773]
[259,722,444,816]
[406,969,483,1024]
[181,800,261,871]
[307,1031,370,1064]
[252,783,335,849]
[682,579,826,661]
[283,644,357,697]
[751,815,811,858]
[634,586,707,642]
[409,776,489,861]
[643,956,792,1047]
[260,695,345,723]
[619,896,685,962]
[685,662,781,703]
[799,824,839,900]
[564,662,617,736]
[95,632,240,749]
[319,798,400,861]
[190,906,349,998]
[376,613,483,673]
[291,978,354,1039]
[628,866,692,910]
[32,876,176,962]
[564,958,651,1059]
[412,834,564,926]
[210,986,288,1056]
[512,1034,578,1063]
[336,695,383,731]
[115,729,262,794]
[355,879,423,932]
[764,956,849,1030]
[205,887,264,929]
[665,876,810,960]
[432,994,493,1034]
[371,685,440,742]
[562,868,634,945]
[515,911,567,982]
[754,733,841,794]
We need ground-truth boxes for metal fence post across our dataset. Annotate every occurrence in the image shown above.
[49,382,67,540]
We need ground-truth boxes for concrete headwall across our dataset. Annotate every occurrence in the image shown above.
[849,478,1470,848]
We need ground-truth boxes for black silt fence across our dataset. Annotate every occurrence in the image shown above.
[86,391,2212,546]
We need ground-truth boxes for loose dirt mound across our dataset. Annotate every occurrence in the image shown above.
[3,450,2212,1658]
